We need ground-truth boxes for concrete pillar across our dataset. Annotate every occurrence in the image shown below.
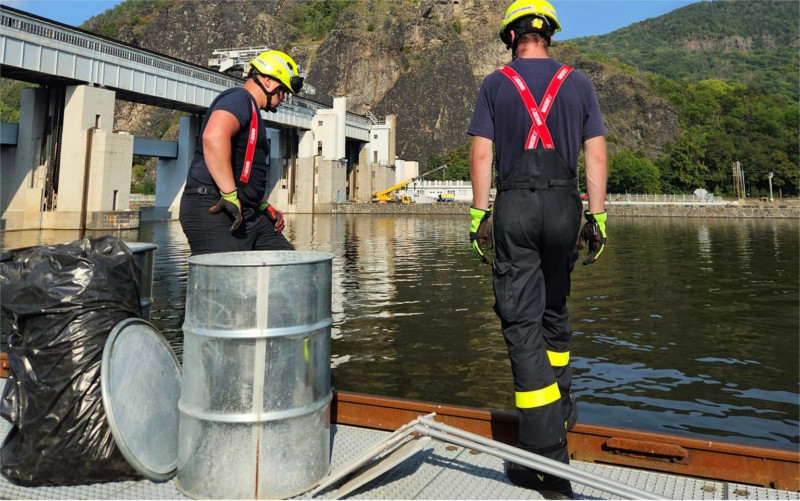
[311,96,346,162]
[354,145,372,202]
[86,131,134,211]
[332,97,346,161]
[1,88,48,230]
[386,114,397,167]
[154,114,199,220]
[56,85,115,214]
[295,156,315,214]
[266,128,290,210]
[316,158,347,213]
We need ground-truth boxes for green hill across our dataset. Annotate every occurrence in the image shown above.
[571,0,799,104]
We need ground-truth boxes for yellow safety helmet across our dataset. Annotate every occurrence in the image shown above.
[249,50,304,94]
[499,0,561,48]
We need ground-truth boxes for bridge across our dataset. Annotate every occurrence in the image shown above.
[0,5,412,231]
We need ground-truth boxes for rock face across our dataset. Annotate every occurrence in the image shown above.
[87,0,679,166]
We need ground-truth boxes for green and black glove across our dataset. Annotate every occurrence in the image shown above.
[259,203,285,233]
[577,210,607,265]
[469,206,493,265]
[209,189,243,232]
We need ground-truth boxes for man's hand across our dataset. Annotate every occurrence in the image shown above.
[577,210,607,265]
[469,206,493,265]
[259,203,285,233]
[209,190,243,232]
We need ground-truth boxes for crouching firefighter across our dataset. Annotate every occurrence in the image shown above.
[467,0,609,498]
[179,50,304,255]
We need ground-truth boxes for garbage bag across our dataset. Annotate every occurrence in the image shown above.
[0,236,143,486]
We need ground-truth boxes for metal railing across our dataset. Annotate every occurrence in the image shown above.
[608,193,723,203]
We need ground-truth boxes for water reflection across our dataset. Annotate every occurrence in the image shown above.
[1,215,798,449]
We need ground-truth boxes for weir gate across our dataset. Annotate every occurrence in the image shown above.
[0,5,416,231]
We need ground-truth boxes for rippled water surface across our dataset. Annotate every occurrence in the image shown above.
[2,214,798,449]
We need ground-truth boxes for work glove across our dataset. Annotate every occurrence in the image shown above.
[577,210,607,265]
[469,206,493,265]
[209,189,242,232]
[259,203,285,233]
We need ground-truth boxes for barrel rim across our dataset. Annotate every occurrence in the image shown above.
[187,250,335,267]
[124,241,158,252]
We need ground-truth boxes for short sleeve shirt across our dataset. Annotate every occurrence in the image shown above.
[188,88,270,205]
[467,58,605,178]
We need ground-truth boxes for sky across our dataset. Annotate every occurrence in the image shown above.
[4,0,705,40]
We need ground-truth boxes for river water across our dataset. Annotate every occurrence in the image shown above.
[1,214,798,450]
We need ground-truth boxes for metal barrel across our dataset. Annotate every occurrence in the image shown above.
[124,242,157,322]
[177,251,334,500]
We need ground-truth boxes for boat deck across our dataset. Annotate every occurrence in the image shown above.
[0,417,796,500]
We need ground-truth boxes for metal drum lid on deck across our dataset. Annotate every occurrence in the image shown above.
[101,318,182,481]
[178,251,335,500]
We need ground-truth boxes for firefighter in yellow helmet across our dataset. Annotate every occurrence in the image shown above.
[179,50,304,255]
[468,0,608,498]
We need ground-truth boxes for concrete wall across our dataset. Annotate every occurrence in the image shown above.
[316,159,347,212]
[353,144,372,202]
[295,156,315,214]
[57,85,115,213]
[87,131,134,211]
[1,88,47,231]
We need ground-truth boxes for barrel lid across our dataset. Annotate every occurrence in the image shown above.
[101,317,181,481]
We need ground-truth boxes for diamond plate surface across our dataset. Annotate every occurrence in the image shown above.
[0,405,797,500]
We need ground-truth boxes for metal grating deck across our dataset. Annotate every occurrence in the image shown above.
[0,416,796,500]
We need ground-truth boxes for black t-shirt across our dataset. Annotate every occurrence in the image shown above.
[188,88,270,205]
[468,58,605,178]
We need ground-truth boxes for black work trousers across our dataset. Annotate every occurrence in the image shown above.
[179,187,294,256]
[492,150,582,461]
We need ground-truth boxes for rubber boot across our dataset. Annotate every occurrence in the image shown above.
[505,445,574,499]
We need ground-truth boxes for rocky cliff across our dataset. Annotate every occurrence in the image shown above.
[86,0,680,166]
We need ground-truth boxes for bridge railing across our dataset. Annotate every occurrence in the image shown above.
[1,7,236,88]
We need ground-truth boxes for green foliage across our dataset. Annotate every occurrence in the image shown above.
[607,150,661,194]
[452,20,462,35]
[130,156,155,194]
[426,139,472,181]
[658,79,799,196]
[289,0,357,41]
[0,80,35,124]
[82,0,168,38]
[572,1,799,105]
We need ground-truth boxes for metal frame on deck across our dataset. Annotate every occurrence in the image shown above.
[332,390,800,491]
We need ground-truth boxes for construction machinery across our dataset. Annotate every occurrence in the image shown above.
[372,165,447,203]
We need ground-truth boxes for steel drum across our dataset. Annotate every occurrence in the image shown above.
[177,251,334,499]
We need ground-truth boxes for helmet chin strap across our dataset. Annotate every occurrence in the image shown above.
[252,75,279,112]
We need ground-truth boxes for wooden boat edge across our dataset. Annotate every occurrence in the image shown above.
[332,389,800,492]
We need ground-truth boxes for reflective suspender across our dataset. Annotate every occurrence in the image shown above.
[239,100,259,183]
[497,64,573,150]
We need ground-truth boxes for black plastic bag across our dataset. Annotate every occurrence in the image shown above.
[0,236,143,486]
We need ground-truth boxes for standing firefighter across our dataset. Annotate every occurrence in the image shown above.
[179,50,304,255]
[467,0,608,498]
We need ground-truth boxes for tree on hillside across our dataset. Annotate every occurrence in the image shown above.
[607,150,661,194]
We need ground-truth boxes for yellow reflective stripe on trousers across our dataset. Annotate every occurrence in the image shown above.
[515,382,561,408]
[547,350,569,367]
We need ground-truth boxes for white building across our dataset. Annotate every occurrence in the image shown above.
[399,179,496,204]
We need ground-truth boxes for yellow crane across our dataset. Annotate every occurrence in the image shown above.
[372,165,447,203]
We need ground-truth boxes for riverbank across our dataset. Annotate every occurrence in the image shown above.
[331,200,800,218]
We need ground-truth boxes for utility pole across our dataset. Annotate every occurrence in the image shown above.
[768,172,774,202]
[732,161,746,200]
[740,162,746,199]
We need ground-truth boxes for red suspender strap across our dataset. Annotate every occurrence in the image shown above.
[496,64,573,149]
[239,101,259,183]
